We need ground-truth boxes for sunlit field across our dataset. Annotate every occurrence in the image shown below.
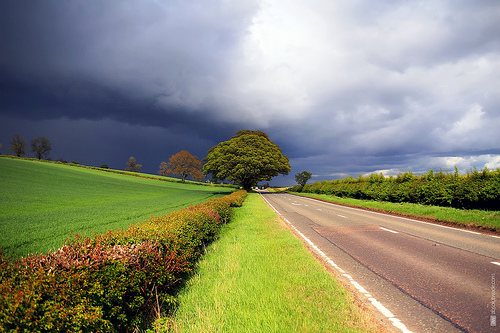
[0,157,234,257]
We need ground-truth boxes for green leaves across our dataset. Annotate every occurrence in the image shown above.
[0,191,247,332]
[204,131,291,191]
[295,170,312,187]
[299,168,500,210]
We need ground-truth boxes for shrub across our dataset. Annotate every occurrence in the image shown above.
[0,190,247,332]
[294,169,499,210]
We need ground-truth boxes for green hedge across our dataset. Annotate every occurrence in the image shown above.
[295,168,499,210]
[0,190,247,332]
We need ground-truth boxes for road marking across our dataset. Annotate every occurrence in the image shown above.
[338,215,347,218]
[380,227,399,234]
[295,195,488,236]
[291,202,301,206]
[260,194,413,333]
[491,262,500,267]
[317,208,322,211]
[492,235,500,239]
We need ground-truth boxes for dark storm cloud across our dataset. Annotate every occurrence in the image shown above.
[1,0,499,186]
[0,0,257,125]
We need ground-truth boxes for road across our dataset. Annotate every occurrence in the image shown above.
[260,192,500,333]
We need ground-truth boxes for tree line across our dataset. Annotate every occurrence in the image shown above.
[5,130,292,191]
[127,130,291,191]
[3,133,52,160]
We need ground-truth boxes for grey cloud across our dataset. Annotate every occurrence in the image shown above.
[1,0,499,186]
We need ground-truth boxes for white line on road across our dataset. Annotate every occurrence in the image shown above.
[295,195,490,237]
[380,227,399,234]
[491,262,500,267]
[337,215,347,218]
[260,194,413,333]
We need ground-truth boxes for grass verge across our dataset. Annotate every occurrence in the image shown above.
[290,192,500,232]
[157,193,384,333]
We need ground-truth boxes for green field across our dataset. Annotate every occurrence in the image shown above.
[161,194,383,332]
[0,157,234,257]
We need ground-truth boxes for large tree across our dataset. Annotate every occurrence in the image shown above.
[31,136,52,160]
[125,156,142,172]
[203,130,291,191]
[158,150,203,182]
[8,134,27,157]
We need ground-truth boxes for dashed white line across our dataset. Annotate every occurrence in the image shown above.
[491,262,500,267]
[380,227,399,234]
[260,194,413,333]
[295,195,492,237]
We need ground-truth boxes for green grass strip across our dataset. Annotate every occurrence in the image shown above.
[291,192,500,232]
[158,193,382,333]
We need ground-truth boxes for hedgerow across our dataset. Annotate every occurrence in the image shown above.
[0,190,247,332]
[294,167,499,210]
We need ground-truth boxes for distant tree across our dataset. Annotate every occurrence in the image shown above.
[125,156,142,172]
[100,164,109,169]
[0,143,2,154]
[158,150,203,182]
[31,136,52,160]
[295,171,312,187]
[203,130,291,191]
[8,134,27,157]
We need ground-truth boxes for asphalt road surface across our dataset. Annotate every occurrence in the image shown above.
[260,192,500,333]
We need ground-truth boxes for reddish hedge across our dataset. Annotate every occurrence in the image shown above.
[0,190,247,332]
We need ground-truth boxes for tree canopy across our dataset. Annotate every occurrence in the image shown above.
[9,134,27,157]
[295,170,312,187]
[125,156,142,172]
[203,131,291,191]
[31,136,52,160]
[158,150,203,182]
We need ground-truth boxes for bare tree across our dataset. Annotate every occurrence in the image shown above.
[125,156,142,172]
[8,134,27,157]
[31,136,52,160]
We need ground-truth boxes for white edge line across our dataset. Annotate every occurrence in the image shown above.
[491,262,500,267]
[259,193,413,333]
[295,195,487,236]
[380,227,399,234]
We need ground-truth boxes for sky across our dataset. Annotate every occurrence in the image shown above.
[1,0,499,186]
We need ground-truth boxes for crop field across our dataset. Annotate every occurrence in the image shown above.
[0,157,234,257]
